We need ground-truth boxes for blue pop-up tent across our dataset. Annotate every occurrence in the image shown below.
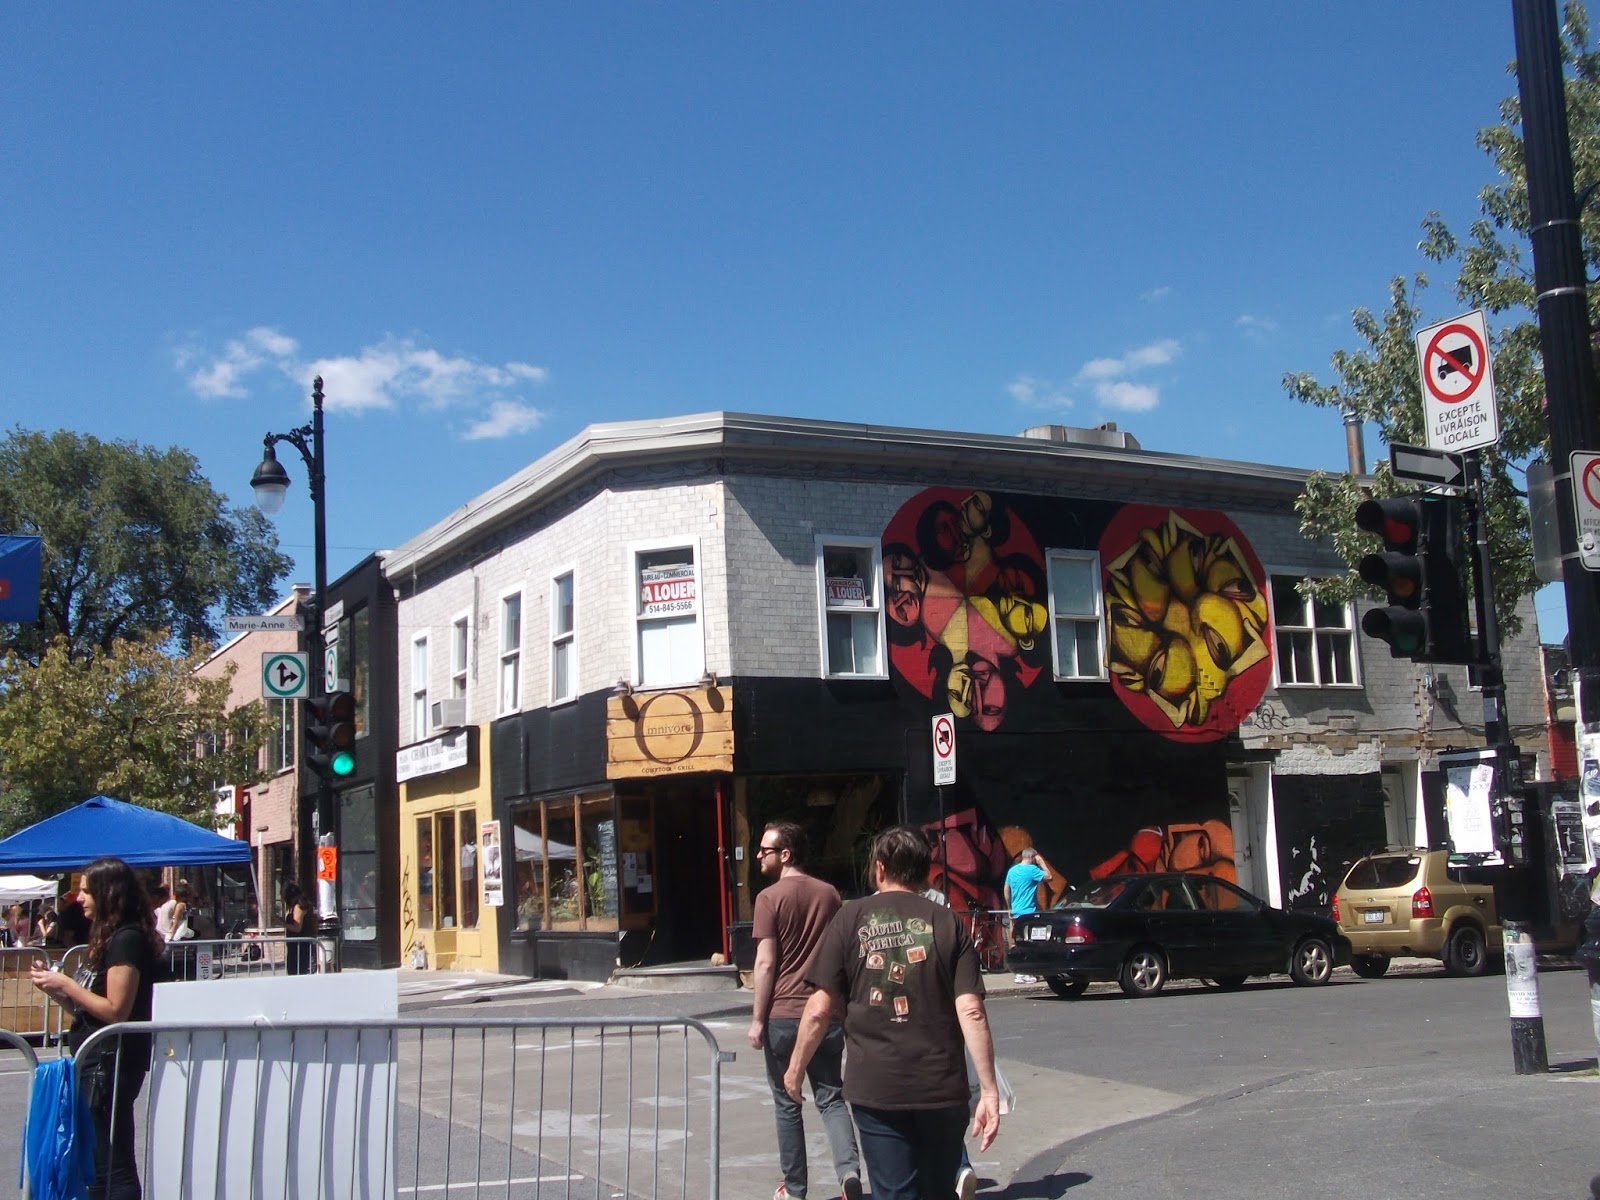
[0,796,252,872]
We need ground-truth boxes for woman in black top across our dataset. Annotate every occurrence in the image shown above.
[282,881,315,975]
[31,857,162,1200]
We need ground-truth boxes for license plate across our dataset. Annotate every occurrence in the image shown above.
[1362,910,1385,925]
[1028,925,1051,941]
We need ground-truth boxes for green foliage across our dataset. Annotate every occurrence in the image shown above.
[0,633,271,835]
[0,427,291,663]
[1283,3,1600,642]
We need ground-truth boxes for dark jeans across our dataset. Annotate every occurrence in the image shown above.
[762,1018,860,1197]
[89,1065,146,1200]
[850,1103,969,1200]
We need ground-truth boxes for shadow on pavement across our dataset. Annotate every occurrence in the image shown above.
[988,1169,1092,1197]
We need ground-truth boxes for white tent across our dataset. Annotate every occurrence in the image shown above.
[0,875,59,906]
[512,826,577,863]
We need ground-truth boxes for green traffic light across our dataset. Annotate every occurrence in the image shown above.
[331,749,356,777]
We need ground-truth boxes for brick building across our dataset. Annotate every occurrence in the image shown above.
[381,412,1548,980]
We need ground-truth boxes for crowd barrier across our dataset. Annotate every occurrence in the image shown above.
[73,1015,731,1199]
[0,945,85,1046]
[164,934,327,981]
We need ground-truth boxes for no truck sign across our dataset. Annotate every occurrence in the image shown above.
[1416,310,1501,454]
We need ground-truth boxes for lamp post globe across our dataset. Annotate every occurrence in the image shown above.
[250,446,292,515]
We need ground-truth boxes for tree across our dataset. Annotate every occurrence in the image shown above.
[0,427,291,662]
[1283,2,1600,642]
[0,633,271,835]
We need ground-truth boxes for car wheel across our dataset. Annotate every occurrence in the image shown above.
[1290,936,1334,985]
[1118,946,1167,997]
[1443,923,1488,977]
[1212,975,1248,990]
[1045,973,1089,999]
[1350,953,1391,979]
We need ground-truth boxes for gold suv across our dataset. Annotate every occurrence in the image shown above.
[1333,849,1501,978]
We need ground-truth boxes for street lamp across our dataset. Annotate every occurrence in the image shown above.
[251,375,341,968]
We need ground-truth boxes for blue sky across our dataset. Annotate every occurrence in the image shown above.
[2,4,1567,637]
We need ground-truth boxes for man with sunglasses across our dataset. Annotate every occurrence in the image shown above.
[748,821,862,1200]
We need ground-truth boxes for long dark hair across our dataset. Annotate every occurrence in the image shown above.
[81,857,162,969]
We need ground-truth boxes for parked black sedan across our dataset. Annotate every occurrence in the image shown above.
[1006,873,1352,999]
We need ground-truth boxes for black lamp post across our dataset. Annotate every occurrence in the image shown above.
[251,375,341,966]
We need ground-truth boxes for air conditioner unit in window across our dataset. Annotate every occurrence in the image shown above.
[430,698,466,730]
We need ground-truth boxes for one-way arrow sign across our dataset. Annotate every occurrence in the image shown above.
[1390,443,1466,488]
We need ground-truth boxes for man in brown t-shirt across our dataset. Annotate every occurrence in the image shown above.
[748,821,862,1200]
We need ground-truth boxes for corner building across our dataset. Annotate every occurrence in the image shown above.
[382,413,1547,980]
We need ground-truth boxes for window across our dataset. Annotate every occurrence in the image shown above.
[458,810,479,931]
[1047,551,1105,679]
[634,544,702,687]
[817,539,884,677]
[434,812,458,929]
[551,570,576,703]
[411,635,430,738]
[333,605,372,737]
[500,592,522,714]
[264,698,295,774]
[1272,576,1357,686]
[416,817,434,931]
[510,793,618,933]
[451,615,469,702]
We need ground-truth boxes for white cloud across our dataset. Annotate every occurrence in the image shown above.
[462,400,548,441]
[1236,314,1279,341]
[178,328,550,439]
[1140,286,1172,303]
[1093,380,1161,412]
[1006,374,1074,410]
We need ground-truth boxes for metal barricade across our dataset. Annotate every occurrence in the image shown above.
[76,1015,732,1199]
[164,934,326,981]
[0,1027,41,1200]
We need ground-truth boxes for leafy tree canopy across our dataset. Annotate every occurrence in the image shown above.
[1283,2,1600,642]
[0,427,291,662]
[0,633,272,835]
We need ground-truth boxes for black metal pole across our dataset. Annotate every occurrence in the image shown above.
[308,379,341,967]
[1514,0,1600,713]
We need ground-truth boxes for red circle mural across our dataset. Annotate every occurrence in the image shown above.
[1098,505,1272,743]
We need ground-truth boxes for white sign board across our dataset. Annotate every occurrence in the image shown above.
[262,651,310,700]
[1569,451,1600,572]
[932,712,956,787]
[1443,750,1499,861]
[639,566,696,616]
[396,729,470,782]
[223,613,303,633]
[147,972,399,1198]
[1416,309,1500,453]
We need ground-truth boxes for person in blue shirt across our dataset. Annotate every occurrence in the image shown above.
[1003,848,1053,985]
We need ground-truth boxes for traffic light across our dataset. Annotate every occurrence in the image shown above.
[304,690,357,777]
[1354,493,1474,663]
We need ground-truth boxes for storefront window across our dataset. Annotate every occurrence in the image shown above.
[435,813,457,929]
[510,793,618,933]
[459,810,480,930]
[416,818,433,931]
[339,785,378,942]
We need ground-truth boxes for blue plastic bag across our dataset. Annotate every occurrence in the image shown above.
[20,1056,95,1200]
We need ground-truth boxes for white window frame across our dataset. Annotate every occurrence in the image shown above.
[1269,572,1361,688]
[411,634,430,740]
[815,536,887,679]
[499,589,524,716]
[630,537,704,688]
[450,611,470,705]
[264,697,295,774]
[550,567,577,705]
[1046,549,1108,681]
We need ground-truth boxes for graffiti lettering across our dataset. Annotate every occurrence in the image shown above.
[1243,700,1291,731]
[400,861,416,960]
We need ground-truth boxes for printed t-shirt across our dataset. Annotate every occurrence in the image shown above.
[752,872,841,1020]
[804,890,983,1110]
[69,924,158,1069]
[1005,861,1047,917]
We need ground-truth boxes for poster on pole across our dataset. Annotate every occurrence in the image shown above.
[480,820,504,907]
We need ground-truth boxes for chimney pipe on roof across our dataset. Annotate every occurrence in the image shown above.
[1342,410,1367,475]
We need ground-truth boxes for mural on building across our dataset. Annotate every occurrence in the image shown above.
[1099,505,1272,744]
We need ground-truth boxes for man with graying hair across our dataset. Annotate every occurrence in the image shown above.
[1004,845,1052,985]
[785,824,1000,1200]
[747,820,862,1200]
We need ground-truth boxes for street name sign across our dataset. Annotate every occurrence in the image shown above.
[262,651,310,700]
[1390,443,1466,488]
[1569,450,1600,572]
[1415,309,1501,453]
[932,712,957,786]
[224,614,303,633]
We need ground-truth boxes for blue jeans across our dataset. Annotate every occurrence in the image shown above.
[763,1018,860,1197]
[850,1103,969,1200]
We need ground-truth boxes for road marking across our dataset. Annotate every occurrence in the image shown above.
[401,1177,582,1194]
